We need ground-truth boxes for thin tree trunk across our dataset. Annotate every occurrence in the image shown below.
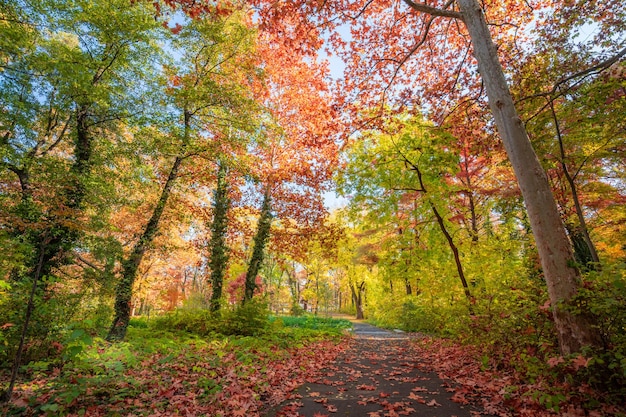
[4,106,93,390]
[1,236,49,403]
[208,161,231,312]
[457,0,602,354]
[243,189,272,302]
[107,154,183,341]
[549,101,600,267]
[430,201,474,312]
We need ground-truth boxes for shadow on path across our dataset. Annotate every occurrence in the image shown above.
[265,319,491,416]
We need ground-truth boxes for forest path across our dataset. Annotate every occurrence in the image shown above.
[265,318,492,417]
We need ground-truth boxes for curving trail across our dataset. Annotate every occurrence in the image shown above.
[266,320,494,417]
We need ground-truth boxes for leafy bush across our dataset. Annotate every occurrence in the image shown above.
[151,299,271,337]
[220,299,270,336]
[151,308,218,336]
[565,264,626,403]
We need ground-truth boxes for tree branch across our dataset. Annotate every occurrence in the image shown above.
[402,0,463,20]
[74,253,105,273]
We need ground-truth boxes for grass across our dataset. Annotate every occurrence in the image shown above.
[276,315,352,331]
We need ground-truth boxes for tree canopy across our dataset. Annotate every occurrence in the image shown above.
[1,0,625,413]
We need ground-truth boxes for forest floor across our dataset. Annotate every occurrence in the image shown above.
[2,317,625,416]
[264,318,625,417]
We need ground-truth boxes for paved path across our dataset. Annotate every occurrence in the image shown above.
[266,320,490,416]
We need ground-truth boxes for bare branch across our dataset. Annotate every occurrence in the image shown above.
[519,46,626,122]
[75,253,105,273]
[402,0,463,20]
[552,46,626,94]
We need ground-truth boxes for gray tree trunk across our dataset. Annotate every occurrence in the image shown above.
[456,0,601,354]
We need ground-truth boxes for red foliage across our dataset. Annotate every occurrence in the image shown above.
[226,272,265,303]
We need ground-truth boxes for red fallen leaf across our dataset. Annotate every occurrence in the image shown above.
[379,391,390,398]
[232,408,248,417]
[572,355,592,370]
[411,386,428,392]
[547,356,565,367]
[13,396,29,407]
[408,392,425,403]
[426,399,441,407]
[313,413,329,417]
[356,384,376,390]
[368,412,381,417]
[314,397,328,404]
[325,404,338,412]
[451,391,470,405]
[309,391,321,397]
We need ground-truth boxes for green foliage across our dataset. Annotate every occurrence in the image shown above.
[0,277,86,366]
[277,315,351,332]
[564,264,626,401]
[152,299,271,337]
[290,302,306,316]
[222,298,271,336]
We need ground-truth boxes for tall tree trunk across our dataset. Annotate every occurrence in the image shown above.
[430,201,474,313]
[243,189,273,303]
[107,154,183,341]
[456,0,602,354]
[208,161,231,312]
[107,109,191,341]
[108,106,195,341]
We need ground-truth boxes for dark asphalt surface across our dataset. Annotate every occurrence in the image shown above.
[266,319,490,417]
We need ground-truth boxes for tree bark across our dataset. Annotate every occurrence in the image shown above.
[350,281,365,319]
[243,189,273,303]
[107,153,183,341]
[430,201,474,312]
[456,0,602,354]
[208,161,231,312]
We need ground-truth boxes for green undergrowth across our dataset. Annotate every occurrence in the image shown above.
[1,308,348,416]
[148,301,351,341]
[276,315,352,332]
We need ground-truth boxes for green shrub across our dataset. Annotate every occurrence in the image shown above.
[151,308,218,336]
[151,299,271,337]
[220,299,270,336]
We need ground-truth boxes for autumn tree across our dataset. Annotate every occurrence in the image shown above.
[512,17,626,269]
[0,0,165,398]
[339,116,478,312]
[238,23,341,304]
[107,9,260,340]
[245,0,621,354]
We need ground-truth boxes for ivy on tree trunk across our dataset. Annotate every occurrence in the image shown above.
[243,189,272,303]
[107,153,183,341]
[208,161,230,312]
